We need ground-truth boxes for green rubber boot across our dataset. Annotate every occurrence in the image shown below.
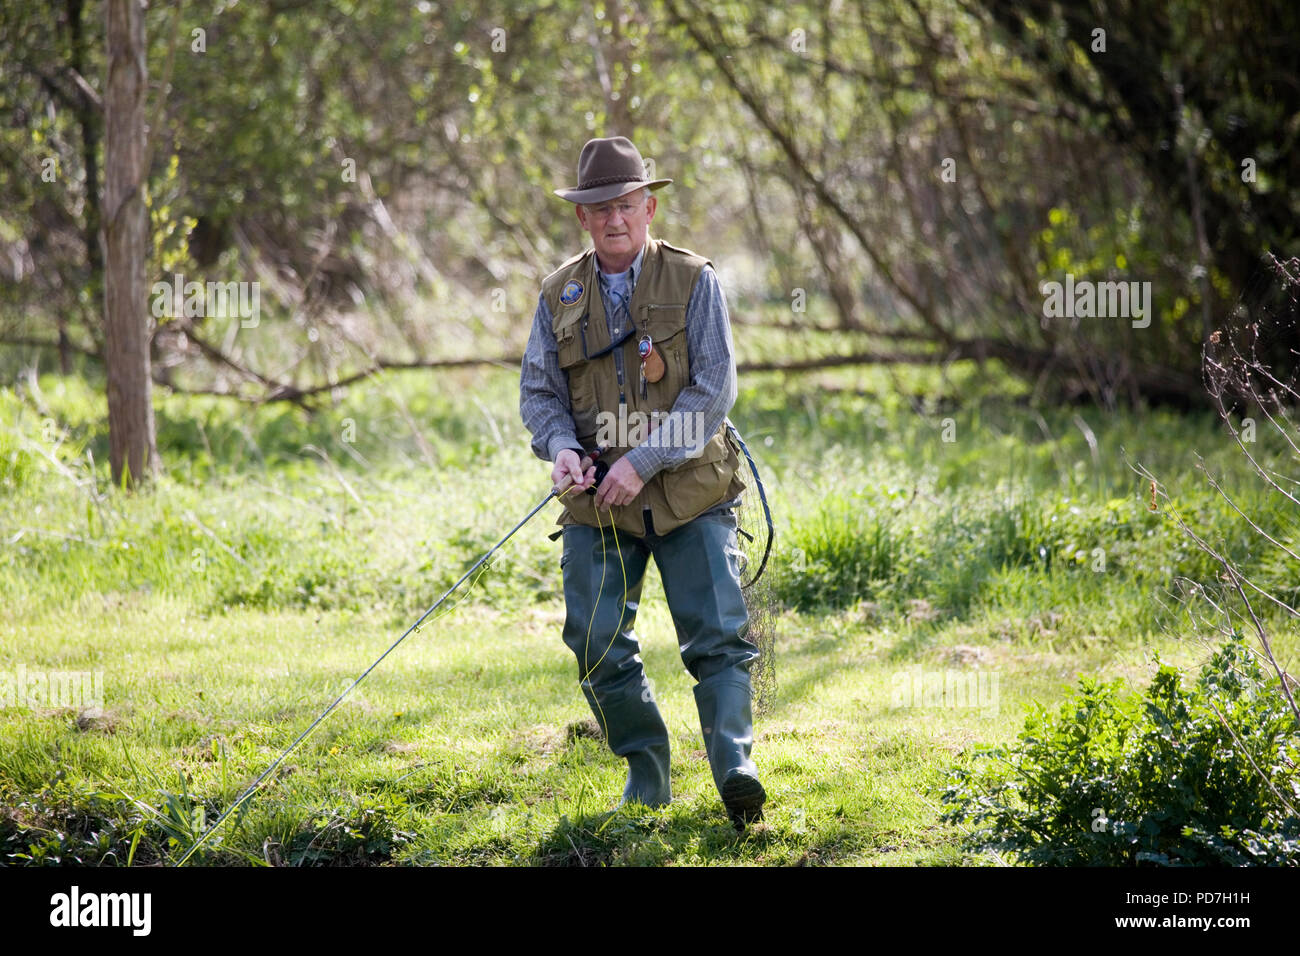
[562,524,671,809]
[588,676,672,809]
[694,669,765,828]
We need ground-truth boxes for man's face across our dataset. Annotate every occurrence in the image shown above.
[576,188,657,267]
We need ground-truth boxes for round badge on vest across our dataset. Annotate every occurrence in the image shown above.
[560,279,585,306]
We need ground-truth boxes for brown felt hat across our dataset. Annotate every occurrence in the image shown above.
[554,136,672,204]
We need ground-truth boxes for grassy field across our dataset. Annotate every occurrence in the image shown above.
[2,357,1296,866]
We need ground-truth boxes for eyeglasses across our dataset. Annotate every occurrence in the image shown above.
[583,199,645,221]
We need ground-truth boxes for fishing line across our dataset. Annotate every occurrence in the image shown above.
[174,485,564,866]
[578,502,630,743]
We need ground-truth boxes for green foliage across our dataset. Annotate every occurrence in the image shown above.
[2,777,145,866]
[768,485,1155,615]
[8,0,1295,406]
[0,408,36,492]
[759,383,1297,620]
[1,768,237,867]
[942,636,1300,865]
[767,493,904,609]
[1033,201,1214,368]
[287,793,415,865]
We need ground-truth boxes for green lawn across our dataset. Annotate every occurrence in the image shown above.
[2,363,1295,865]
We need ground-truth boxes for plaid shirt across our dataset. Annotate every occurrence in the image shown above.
[519,242,737,482]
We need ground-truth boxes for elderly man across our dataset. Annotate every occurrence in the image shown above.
[519,136,765,828]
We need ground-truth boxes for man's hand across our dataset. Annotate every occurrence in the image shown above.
[593,456,644,510]
[552,449,596,495]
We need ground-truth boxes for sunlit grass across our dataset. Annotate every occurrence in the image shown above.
[1,361,1295,865]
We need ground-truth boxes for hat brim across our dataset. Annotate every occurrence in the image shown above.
[554,178,672,204]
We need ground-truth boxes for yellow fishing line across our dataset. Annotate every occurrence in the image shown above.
[560,483,629,749]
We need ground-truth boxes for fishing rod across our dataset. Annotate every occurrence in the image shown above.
[173,453,609,866]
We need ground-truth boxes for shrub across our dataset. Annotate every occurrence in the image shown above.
[941,636,1300,865]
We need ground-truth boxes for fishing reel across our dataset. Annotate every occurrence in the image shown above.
[580,448,610,495]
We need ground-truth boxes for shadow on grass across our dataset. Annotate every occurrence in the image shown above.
[532,804,762,866]
[528,758,916,866]
[529,799,906,866]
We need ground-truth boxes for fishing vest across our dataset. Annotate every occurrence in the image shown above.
[542,235,746,537]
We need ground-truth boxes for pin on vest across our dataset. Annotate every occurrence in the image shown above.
[638,334,665,383]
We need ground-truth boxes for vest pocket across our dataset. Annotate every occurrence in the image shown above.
[554,312,584,365]
[559,485,601,527]
[555,320,598,437]
[661,432,736,521]
[644,303,686,348]
[642,304,689,404]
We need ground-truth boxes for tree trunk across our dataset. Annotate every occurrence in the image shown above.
[102,0,157,487]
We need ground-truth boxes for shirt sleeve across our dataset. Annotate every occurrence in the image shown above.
[519,293,582,462]
[624,264,737,481]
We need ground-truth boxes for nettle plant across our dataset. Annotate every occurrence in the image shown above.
[941,636,1300,866]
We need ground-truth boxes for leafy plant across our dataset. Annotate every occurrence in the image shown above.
[286,794,415,866]
[942,636,1300,865]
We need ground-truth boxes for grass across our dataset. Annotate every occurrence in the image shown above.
[1,357,1296,865]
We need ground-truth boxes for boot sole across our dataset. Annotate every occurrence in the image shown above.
[721,773,766,829]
